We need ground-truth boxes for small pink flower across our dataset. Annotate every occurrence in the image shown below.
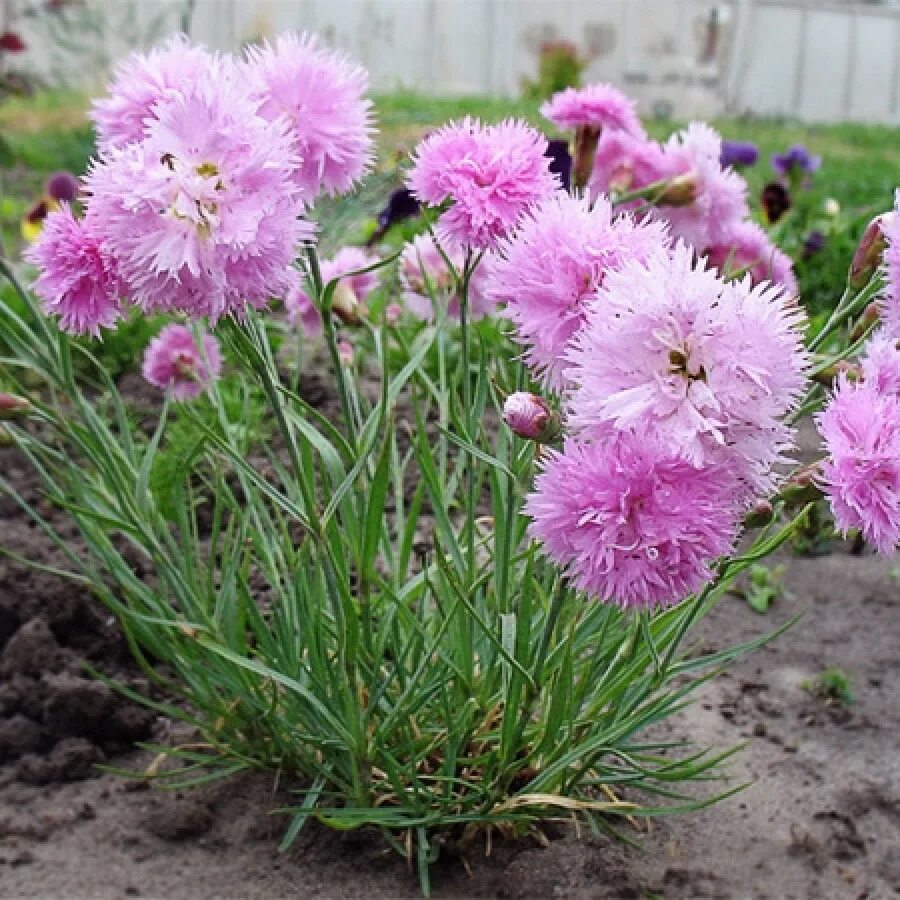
[816,376,900,554]
[385,303,402,325]
[502,392,560,443]
[142,324,222,401]
[407,118,559,250]
[526,433,740,608]
[25,206,122,336]
[541,83,645,138]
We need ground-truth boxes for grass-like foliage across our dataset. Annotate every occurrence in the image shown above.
[0,250,811,893]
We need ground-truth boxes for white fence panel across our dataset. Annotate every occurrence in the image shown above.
[4,0,900,124]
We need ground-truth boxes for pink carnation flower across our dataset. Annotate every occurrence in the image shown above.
[526,434,739,608]
[407,118,559,251]
[860,329,900,396]
[25,206,122,336]
[142,323,222,401]
[91,35,220,152]
[399,233,495,322]
[86,77,312,321]
[245,32,374,199]
[704,221,798,297]
[487,192,669,389]
[285,247,379,334]
[541,83,645,138]
[655,123,749,249]
[882,191,900,338]
[566,243,808,494]
[816,376,900,554]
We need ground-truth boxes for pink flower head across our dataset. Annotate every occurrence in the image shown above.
[487,192,669,389]
[502,392,561,443]
[86,76,312,321]
[589,130,670,199]
[142,323,222,401]
[882,191,900,338]
[526,434,739,608]
[703,220,798,297]
[566,243,808,494]
[91,35,220,152]
[816,376,900,554]
[655,123,749,248]
[245,32,374,199]
[399,233,495,322]
[407,118,559,251]
[25,206,122,336]
[541,83,645,138]
[860,329,900,396]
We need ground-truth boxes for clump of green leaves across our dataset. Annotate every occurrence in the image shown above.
[734,563,786,614]
[0,250,809,896]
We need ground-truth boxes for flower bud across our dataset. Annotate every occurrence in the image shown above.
[502,392,561,443]
[849,302,880,343]
[658,172,698,207]
[848,212,893,292]
[331,281,363,326]
[0,426,12,447]
[0,392,32,420]
[812,360,861,386]
[572,125,601,191]
[780,464,822,507]
[337,339,354,366]
[744,499,774,528]
[385,303,402,326]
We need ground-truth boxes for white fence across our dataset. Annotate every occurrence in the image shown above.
[5,0,900,124]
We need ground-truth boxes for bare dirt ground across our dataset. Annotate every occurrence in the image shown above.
[1,424,898,899]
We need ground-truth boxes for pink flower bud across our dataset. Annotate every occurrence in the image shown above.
[337,339,354,366]
[572,125,601,191]
[850,302,881,343]
[502,392,561,443]
[658,172,699,207]
[848,212,893,291]
[385,303,402,326]
[332,281,363,325]
[0,393,32,420]
[744,499,774,528]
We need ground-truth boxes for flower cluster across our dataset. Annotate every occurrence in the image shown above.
[557,94,797,296]
[27,33,374,335]
[519,241,807,608]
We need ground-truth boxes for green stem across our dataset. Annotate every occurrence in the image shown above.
[305,246,357,443]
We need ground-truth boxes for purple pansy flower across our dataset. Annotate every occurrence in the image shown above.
[720,140,758,169]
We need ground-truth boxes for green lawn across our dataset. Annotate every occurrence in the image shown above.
[2,88,897,309]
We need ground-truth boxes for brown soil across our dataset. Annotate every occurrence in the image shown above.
[1,414,898,898]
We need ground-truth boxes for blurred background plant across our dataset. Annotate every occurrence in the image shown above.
[522,39,588,102]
